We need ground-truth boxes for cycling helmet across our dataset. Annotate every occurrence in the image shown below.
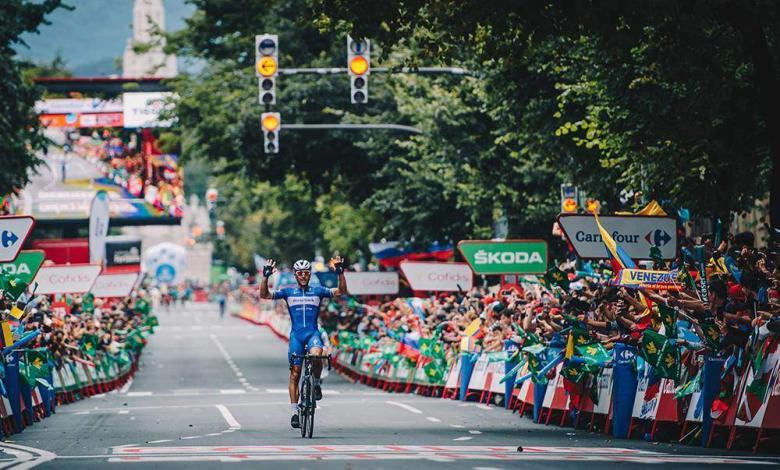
[293,259,311,272]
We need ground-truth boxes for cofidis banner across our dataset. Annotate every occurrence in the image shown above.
[399,261,473,292]
[344,272,399,295]
[34,264,102,295]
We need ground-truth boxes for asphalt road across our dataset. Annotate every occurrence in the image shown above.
[2,302,777,469]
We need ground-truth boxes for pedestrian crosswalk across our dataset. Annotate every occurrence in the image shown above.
[107,445,776,464]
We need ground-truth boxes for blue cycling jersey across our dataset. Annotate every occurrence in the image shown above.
[272,285,333,332]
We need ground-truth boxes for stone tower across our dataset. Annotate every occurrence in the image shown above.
[122,0,177,78]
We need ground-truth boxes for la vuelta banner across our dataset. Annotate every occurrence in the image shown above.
[614,269,681,290]
[34,264,102,295]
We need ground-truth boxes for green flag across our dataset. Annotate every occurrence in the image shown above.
[423,360,445,383]
[574,342,611,367]
[562,363,587,383]
[20,348,52,387]
[4,277,28,301]
[418,338,434,357]
[699,320,721,349]
[657,303,677,339]
[80,333,100,357]
[640,329,666,366]
[544,266,570,290]
[82,293,95,313]
[674,370,701,399]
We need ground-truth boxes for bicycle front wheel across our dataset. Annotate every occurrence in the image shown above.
[306,395,315,439]
[300,378,311,438]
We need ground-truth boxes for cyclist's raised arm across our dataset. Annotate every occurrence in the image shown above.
[260,259,277,299]
[329,256,347,297]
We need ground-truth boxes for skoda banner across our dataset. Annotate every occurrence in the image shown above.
[557,214,677,260]
[34,264,102,295]
[345,272,399,296]
[399,261,473,292]
[89,190,110,264]
[0,250,45,284]
[458,240,548,275]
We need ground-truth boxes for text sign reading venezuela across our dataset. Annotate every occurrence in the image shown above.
[458,240,548,275]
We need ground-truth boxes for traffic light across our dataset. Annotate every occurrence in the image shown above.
[560,183,578,213]
[261,112,280,154]
[347,35,370,104]
[255,34,278,105]
[584,198,600,214]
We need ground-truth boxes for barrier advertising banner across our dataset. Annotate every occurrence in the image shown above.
[344,272,399,295]
[399,261,473,292]
[123,92,175,128]
[615,268,680,290]
[458,240,548,275]
[557,214,677,260]
[0,250,45,284]
[90,272,139,298]
[0,216,35,262]
[89,190,110,264]
[34,264,102,295]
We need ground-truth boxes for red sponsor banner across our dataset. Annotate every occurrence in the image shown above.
[39,112,124,128]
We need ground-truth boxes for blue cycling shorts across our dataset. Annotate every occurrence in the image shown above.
[288,329,323,366]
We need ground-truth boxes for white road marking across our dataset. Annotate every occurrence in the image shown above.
[468,430,482,435]
[210,334,254,391]
[104,445,775,465]
[126,391,153,397]
[119,378,134,394]
[74,411,90,415]
[265,388,288,394]
[322,390,340,395]
[453,437,473,441]
[219,389,246,395]
[147,440,172,444]
[93,393,106,398]
[0,441,58,469]
[385,401,423,414]
[475,404,492,411]
[216,404,241,429]
[426,417,441,423]
[449,424,465,428]
[118,410,129,415]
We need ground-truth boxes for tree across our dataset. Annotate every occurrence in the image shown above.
[308,0,778,234]
[1,0,65,195]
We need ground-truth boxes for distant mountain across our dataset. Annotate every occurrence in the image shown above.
[15,0,194,76]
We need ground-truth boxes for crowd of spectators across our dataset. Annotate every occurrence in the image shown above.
[1,289,157,370]
[72,129,184,217]
[319,233,780,368]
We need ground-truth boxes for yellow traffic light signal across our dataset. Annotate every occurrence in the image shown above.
[562,197,577,213]
[257,56,277,77]
[349,56,369,75]
[585,198,600,214]
[261,112,280,154]
[261,113,280,132]
[347,35,370,104]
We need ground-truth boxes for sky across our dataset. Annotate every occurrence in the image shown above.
[16,0,195,75]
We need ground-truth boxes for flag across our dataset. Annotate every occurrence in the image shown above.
[574,342,611,368]
[423,360,445,383]
[657,303,677,339]
[640,329,680,380]
[397,342,420,362]
[544,266,570,291]
[674,370,701,399]
[739,338,776,423]
[4,277,28,301]
[80,333,100,357]
[699,320,721,349]
[500,358,527,384]
[20,348,52,388]
[82,292,95,313]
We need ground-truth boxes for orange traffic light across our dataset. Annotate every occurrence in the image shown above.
[257,56,278,77]
[349,56,369,75]
[261,113,280,131]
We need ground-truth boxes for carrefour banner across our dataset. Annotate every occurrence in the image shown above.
[615,269,680,290]
[458,240,548,275]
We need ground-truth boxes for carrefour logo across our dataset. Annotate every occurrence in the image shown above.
[645,229,672,247]
[474,250,544,265]
[1,231,18,248]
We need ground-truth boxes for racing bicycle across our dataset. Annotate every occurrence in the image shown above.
[292,353,330,438]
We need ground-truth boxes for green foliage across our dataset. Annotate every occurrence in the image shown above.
[1,0,65,195]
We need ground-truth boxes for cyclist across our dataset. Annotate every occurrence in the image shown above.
[259,256,347,429]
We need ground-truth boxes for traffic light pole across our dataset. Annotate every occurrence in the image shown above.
[279,66,471,76]
[281,123,422,134]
